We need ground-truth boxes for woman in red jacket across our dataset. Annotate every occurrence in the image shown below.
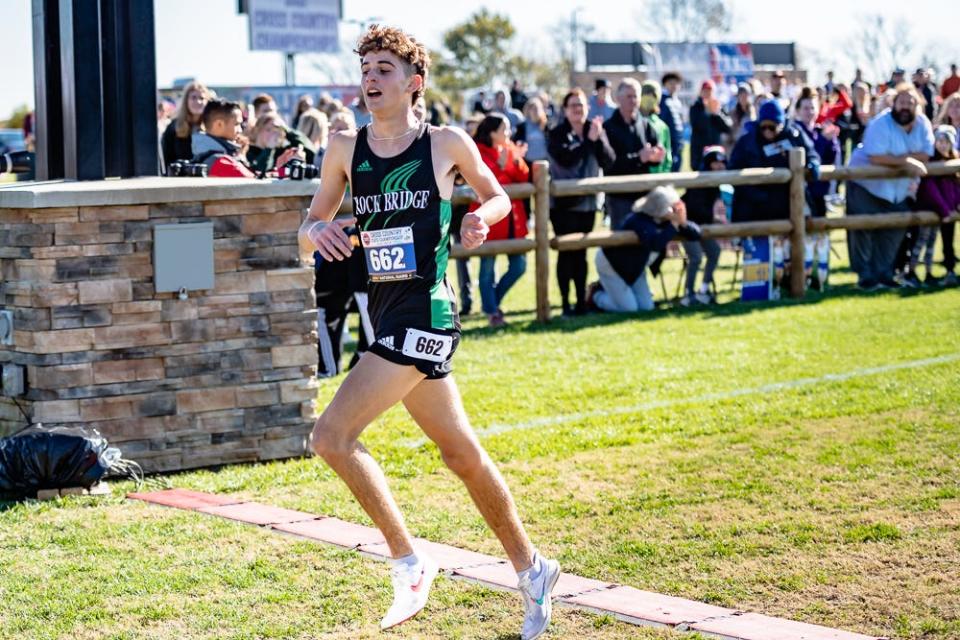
[470,114,530,326]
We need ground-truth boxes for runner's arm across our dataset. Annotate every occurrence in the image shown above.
[299,132,354,261]
[444,127,510,227]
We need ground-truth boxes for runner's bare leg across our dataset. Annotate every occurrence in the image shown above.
[402,376,535,571]
[310,352,426,558]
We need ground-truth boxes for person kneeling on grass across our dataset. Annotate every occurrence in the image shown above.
[588,186,701,312]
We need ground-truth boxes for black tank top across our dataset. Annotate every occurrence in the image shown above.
[350,123,459,336]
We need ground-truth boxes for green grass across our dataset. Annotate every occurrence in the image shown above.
[1,233,959,639]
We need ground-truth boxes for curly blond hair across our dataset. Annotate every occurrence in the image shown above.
[355,24,430,105]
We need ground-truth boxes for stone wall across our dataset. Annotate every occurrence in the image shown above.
[0,192,319,472]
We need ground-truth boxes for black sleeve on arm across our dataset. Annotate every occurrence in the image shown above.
[161,124,177,168]
[284,128,317,164]
[592,138,615,171]
[712,112,733,134]
[689,101,705,136]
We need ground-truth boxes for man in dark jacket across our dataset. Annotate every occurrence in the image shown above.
[660,72,686,173]
[590,186,701,312]
[689,79,732,170]
[728,99,820,223]
[603,78,666,230]
[913,68,936,122]
[729,99,820,287]
[190,99,256,178]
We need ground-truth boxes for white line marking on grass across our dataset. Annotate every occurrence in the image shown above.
[402,353,960,449]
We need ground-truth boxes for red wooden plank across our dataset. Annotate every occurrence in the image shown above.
[273,518,385,548]
[553,573,613,598]
[690,612,886,640]
[197,502,317,526]
[127,488,242,510]
[357,539,505,570]
[562,585,735,627]
[452,562,519,591]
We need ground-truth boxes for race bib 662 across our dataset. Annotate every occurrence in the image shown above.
[360,226,416,282]
[401,329,454,363]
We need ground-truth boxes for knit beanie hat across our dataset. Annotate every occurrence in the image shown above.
[701,145,727,168]
[934,124,957,148]
[758,99,785,125]
[632,186,681,219]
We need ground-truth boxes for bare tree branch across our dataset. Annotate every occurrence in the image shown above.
[648,0,733,42]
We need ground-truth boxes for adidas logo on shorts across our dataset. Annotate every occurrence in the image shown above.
[356,159,373,172]
[377,336,395,350]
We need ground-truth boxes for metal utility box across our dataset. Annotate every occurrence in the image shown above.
[153,222,215,293]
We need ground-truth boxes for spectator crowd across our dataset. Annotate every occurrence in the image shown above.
[156,61,960,330]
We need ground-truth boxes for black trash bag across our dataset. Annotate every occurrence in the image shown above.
[0,426,122,500]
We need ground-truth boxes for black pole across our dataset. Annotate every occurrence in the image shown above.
[31,0,64,181]
[99,0,130,178]
[126,0,159,176]
[59,0,105,180]
[31,0,158,181]
[100,0,158,177]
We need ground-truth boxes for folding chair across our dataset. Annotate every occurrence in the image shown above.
[654,241,688,304]
[728,241,743,293]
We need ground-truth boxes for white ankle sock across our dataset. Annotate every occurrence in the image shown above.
[519,551,542,579]
[394,552,421,570]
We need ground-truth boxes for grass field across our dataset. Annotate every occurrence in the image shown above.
[2,231,960,640]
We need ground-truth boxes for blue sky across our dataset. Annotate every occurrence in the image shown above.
[1,0,958,119]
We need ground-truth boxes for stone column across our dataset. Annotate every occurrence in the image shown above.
[0,180,320,472]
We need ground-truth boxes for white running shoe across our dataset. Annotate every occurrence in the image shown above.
[379,554,439,630]
[518,552,561,640]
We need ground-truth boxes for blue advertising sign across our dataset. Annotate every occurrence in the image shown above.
[709,43,755,83]
[740,236,776,302]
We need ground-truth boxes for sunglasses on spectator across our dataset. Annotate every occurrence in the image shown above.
[759,122,779,132]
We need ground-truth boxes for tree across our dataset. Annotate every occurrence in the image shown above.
[427,10,575,105]
[439,9,515,90]
[2,104,30,129]
[545,15,597,86]
[503,54,566,98]
[847,14,913,84]
[648,0,733,42]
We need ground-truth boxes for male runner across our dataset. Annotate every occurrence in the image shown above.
[298,25,560,639]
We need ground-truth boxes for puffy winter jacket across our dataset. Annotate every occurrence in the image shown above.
[728,122,820,222]
[469,141,530,241]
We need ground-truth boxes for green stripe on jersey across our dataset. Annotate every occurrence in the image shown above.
[380,159,421,194]
[430,199,455,329]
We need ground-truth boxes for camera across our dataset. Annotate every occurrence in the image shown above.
[0,150,34,175]
[278,158,319,180]
[167,160,208,177]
